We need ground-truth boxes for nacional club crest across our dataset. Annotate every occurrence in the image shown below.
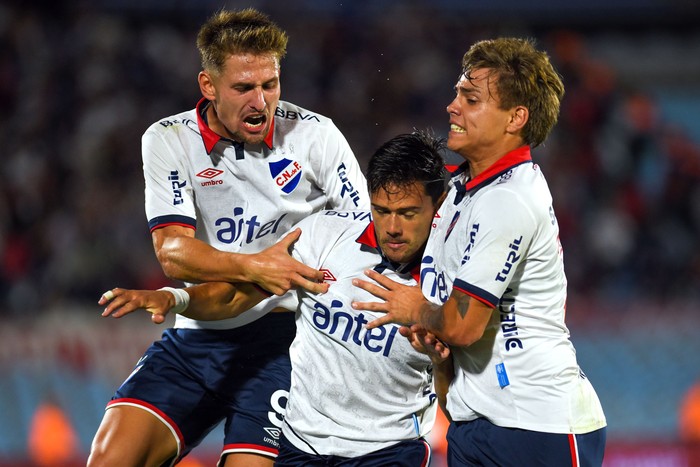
[269,158,302,194]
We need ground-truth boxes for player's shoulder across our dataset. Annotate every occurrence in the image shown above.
[144,107,198,135]
[274,100,334,127]
[298,209,372,234]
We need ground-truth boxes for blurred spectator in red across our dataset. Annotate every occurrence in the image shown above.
[27,396,80,466]
[680,381,700,444]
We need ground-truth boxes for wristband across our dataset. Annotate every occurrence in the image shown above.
[158,287,190,314]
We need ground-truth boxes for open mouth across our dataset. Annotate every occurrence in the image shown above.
[244,114,266,130]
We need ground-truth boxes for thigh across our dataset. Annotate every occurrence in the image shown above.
[447,418,601,467]
[217,313,296,462]
[88,405,178,467]
[109,329,230,459]
[219,353,291,460]
[222,452,276,467]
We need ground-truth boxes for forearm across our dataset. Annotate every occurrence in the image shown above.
[180,282,265,320]
[417,301,446,339]
[420,292,492,347]
[153,226,324,296]
[156,235,252,284]
[433,357,454,421]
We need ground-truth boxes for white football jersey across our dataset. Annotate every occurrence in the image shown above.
[281,210,437,456]
[142,99,369,329]
[421,146,606,434]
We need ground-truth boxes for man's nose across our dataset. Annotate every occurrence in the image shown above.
[250,87,266,111]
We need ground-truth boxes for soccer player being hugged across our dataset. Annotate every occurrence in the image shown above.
[100,131,453,465]
[88,8,368,467]
[352,38,608,466]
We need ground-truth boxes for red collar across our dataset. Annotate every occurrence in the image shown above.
[195,98,275,154]
[356,220,378,249]
[453,145,532,194]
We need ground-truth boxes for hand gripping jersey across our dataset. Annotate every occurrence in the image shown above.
[421,146,606,434]
[142,98,369,329]
[280,210,437,457]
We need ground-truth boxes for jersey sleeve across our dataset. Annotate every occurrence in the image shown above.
[142,125,197,232]
[288,213,327,267]
[453,188,537,308]
[272,213,332,312]
[312,122,370,211]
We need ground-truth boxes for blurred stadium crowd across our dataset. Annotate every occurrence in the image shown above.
[1,1,700,464]
[2,2,700,315]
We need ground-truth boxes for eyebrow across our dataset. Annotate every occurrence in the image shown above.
[372,204,422,213]
[455,83,481,94]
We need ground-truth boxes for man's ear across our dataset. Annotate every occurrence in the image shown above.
[507,106,529,133]
[198,71,216,101]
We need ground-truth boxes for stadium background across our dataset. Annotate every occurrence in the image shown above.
[1,0,700,465]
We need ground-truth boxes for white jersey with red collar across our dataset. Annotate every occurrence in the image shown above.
[280,210,436,456]
[421,146,606,434]
[142,99,369,329]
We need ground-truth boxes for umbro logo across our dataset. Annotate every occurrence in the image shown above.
[263,427,281,439]
[321,269,336,282]
[196,168,224,179]
[197,168,224,187]
[432,212,441,229]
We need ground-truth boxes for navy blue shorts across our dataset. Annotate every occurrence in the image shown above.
[108,312,295,462]
[275,432,432,466]
[446,418,606,466]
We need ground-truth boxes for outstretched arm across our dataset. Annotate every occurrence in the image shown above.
[353,269,493,346]
[100,282,267,324]
[152,226,328,295]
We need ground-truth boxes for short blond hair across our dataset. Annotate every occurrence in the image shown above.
[196,8,288,74]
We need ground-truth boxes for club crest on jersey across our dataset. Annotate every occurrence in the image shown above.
[269,158,302,194]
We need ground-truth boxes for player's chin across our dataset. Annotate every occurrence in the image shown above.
[238,131,267,146]
[383,244,415,264]
[384,253,406,264]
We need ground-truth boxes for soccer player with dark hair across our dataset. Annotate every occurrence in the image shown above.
[100,130,451,465]
[353,38,608,466]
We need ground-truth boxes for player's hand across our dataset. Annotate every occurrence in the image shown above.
[99,288,174,324]
[351,269,427,329]
[400,325,450,364]
[245,228,329,295]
